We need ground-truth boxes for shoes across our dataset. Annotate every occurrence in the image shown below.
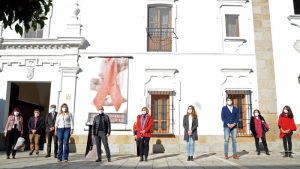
[64,160,68,163]
[45,155,50,158]
[187,156,190,161]
[57,160,62,162]
[257,151,260,155]
[108,159,112,162]
[266,152,270,155]
[6,156,10,159]
[190,156,194,161]
[95,159,102,162]
[139,157,144,161]
[224,155,229,160]
[29,151,33,155]
[283,153,288,158]
[289,153,293,158]
[233,154,239,160]
[54,154,57,158]
[12,156,15,159]
[36,152,39,156]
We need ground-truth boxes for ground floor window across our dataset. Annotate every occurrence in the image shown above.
[226,90,252,136]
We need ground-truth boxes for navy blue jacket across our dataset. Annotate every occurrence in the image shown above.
[28,116,44,134]
[221,106,239,128]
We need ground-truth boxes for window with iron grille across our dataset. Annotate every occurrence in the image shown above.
[226,90,252,136]
[225,14,240,37]
[147,5,172,52]
[294,0,300,14]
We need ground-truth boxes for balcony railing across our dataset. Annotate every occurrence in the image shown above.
[146,28,178,52]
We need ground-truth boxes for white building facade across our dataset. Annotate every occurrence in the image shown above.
[0,0,298,153]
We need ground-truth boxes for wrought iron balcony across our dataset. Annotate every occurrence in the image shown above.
[146,28,178,52]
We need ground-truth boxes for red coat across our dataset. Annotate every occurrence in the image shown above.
[136,114,153,138]
[278,115,297,138]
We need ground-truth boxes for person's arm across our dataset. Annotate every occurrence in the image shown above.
[70,113,74,135]
[234,108,239,126]
[54,115,59,135]
[144,117,153,133]
[290,118,297,131]
[4,116,11,137]
[183,116,188,131]
[221,107,226,123]
[107,115,111,135]
[191,117,198,131]
[36,117,44,133]
[20,117,23,135]
[28,117,32,133]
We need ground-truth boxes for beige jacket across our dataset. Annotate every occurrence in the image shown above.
[4,115,23,133]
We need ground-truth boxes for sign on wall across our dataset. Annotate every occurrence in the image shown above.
[88,57,129,123]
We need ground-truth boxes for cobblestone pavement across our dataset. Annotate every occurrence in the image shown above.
[0,151,299,169]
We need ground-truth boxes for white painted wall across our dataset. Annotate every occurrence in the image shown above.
[269,0,300,124]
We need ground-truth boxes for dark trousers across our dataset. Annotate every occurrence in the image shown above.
[139,137,150,159]
[95,131,111,160]
[6,128,21,157]
[46,131,58,156]
[135,139,140,156]
[254,133,269,153]
[283,133,293,153]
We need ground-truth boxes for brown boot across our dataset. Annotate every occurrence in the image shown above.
[224,155,229,159]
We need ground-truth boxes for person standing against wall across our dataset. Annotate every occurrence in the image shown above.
[45,104,58,158]
[221,97,239,160]
[250,109,270,155]
[136,107,153,162]
[278,105,297,158]
[55,103,74,162]
[92,106,112,162]
[183,105,198,161]
[28,109,44,156]
[4,107,23,159]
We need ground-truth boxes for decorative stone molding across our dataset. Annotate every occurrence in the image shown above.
[218,0,249,8]
[294,40,300,53]
[220,68,253,85]
[0,37,89,50]
[288,15,300,29]
[145,69,179,85]
[59,67,81,77]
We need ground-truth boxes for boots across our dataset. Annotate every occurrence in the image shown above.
[283,152,288,158]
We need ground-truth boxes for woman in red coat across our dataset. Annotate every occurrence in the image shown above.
[136,107,153,162]
[278,105,297,158]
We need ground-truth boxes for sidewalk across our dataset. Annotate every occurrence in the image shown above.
[0,151,299,169]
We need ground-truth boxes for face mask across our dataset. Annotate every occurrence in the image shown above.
[142,111,146,115]
[254,112,259,116]
[284,109,288,114]
[187,109,192,113]
[99,110,103,114]
[51,108,56,112]
[227,100,232,106]
[14,112,19,116]
[34,113,39,117]
[62,108,67,112]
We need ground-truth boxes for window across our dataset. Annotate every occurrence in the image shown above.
[147,5,172,52]
[226,90,252,136]
[24,24,43,38]
[294,0,300,14]
[225,14,239,37]
[151,94,170,134]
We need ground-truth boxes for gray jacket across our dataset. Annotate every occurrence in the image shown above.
[183,115,198,141]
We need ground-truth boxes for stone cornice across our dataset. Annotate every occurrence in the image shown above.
[0,37,90,50]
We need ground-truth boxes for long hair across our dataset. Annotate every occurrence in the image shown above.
[253,109,261,116]
[59,103,69,114]
[11,107,21,116]
[281,105,294,118]
[186,105,197,119]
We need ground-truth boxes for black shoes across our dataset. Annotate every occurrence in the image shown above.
[187,156,193,161]
[54,154,57,158]
[108,159,112,162]
[266,152,270,155]
[283,153,288,158]
[95,159,102,162]
[45,155,50,158]
[29,151,33,155]
[140,157,144,161]
[257,151,261,155]
[289,153,293,158]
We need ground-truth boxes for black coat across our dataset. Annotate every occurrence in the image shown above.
[28,116,44,134]
[183,115,198,141]
[45,112,57,132]
[92,114,111,136]
[250,115,266,137]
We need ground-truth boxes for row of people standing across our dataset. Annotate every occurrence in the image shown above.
[4,103,74,162]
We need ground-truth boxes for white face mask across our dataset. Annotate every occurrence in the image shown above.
[14,112,19,116]
[187,109,192,113]
[284,109,288,114]
[254,112,259,116]
[227,100,232,106]
[142,111,146,115]
[98,110,103,114]
[51,108,56,112]
[62,108,67,112]
[34,113,39,117]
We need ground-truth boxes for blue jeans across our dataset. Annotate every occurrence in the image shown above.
[57,128,71,161]
[224,127,237,155]
[187,136,195,156]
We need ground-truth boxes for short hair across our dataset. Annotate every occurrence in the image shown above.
[226,96,232,100]
[34,109,40,113]
[50,104,56,108]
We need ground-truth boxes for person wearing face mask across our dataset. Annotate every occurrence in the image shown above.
[136,107,153,162]
[278,106,297,158]
[45,104,58,158]
[4,107,23,159]
[55,103,74,162]
[92,106,112,162]
[221,97,239,159]
[28,109,44,156]
[183,105,198,161]
[250,109,270,155]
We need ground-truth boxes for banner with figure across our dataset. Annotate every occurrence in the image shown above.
[89,57,129,123]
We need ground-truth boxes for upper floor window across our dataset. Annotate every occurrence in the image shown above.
[147,5,172,52]
[294,0,300,14]
[24,24,43,38]
[225,14,240,37]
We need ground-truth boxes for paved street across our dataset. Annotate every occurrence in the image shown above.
[0,151,299,169]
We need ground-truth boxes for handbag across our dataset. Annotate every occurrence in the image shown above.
[262,122,270,132]
[14,137,25,151]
